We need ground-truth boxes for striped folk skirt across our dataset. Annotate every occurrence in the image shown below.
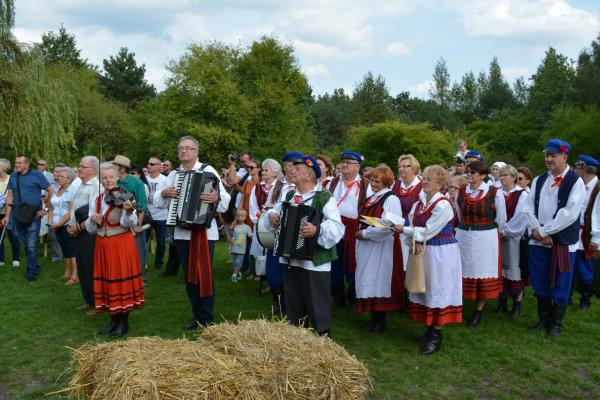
[93,232,145,314]
[457,227,502,300]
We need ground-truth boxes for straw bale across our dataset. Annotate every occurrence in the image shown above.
[201,319,371,400]
[60,320,371,400]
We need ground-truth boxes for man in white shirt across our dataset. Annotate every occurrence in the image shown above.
[66,156,102,312]
[154,136,230,329]
[267,155,344,336]
[572,155,600,310]
[327,150,370,309]
[146,156,168,270]
[522,139,585,338]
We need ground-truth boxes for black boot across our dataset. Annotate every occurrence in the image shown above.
[369,311,386,333]
[547,304,567,338]
[98,315,119,335]
[529,297,552,332]
[579,284,593,310]
[421,325,434,345]
[110,313,129,337]
[332,284,346,308]
[363,312,377,331]
[421,329,442,355]
[466,309,482,328]
[346,282,356,314]
[510,300,522,317]
[495,297,508,314]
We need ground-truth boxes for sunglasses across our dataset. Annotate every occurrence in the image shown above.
[147,162,160,166]
[248,166,259,170]
[517,177,525,181]
[466,170,479,175]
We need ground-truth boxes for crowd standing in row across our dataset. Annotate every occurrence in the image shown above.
[0,137,598,355]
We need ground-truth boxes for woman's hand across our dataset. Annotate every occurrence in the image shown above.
[355,230,364,240]
[414,242,424,254]
[392,224,404,234]
[92,213,103,225]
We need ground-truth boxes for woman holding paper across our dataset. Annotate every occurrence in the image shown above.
[393,165,462,355]
[354,166,404,333]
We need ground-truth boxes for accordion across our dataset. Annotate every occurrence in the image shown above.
[166,169,219,228]
[274,202,323,261]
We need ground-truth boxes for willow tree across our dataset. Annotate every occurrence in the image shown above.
[0,0,77,162]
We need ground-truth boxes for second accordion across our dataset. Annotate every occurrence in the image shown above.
[274,202,323,261]
[166,169,219,228]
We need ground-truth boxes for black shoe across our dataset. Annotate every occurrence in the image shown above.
[99,315,119,335]
[363,313,378,331]
[510,301,522,317]
[26,277,36,283]
[529,297,552,332]
[547,304,567,339]
[183,320,200,330]
[367,312,386,333]
[110,313,129,338]
[421,326,434,345]
[495,297,508,314]
[579,284,593,310]
[466,309,482,328]
[421,329,442,355]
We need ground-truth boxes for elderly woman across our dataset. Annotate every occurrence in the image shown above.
[255,159,283,306]
[354,166,404,333]
[489,162,506,188]
[0,159,20,267]
[456,161,507,327]
[392,154,422,272]
[498,165,529,316]
[448,175,467,228]
[49,167,78,285]
[517,167,533,192]
[239,159,261,228]
[86,162,144,337]
[316,155,334,188]
[394,165,463,354]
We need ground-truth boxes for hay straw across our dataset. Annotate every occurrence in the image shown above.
[201,319,371,400]
[58,320,371,400]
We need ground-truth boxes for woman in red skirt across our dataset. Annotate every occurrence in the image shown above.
[86,162,144,337]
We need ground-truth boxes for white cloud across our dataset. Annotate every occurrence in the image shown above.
[303,64,330,78]
[503,66,531,81]
[383,42,411,57]
[164,12,209,43]
[448,0,599,44]
[408,80,433,99]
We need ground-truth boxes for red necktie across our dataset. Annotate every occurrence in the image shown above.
[293,195,301,204]
[551,176,563,188]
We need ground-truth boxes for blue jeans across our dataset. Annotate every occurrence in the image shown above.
[147,220,167,268]
[528,245,575,305]
[14,218,41,279]
[0,227,20,263]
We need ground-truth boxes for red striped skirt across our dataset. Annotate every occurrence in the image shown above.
[94,232,145,314]
[355,295,405,314]
[408,303,463,326]
[463,277,502,300]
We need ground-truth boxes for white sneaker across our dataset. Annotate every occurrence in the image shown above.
[0,262,4,266]
[12,261,19,267]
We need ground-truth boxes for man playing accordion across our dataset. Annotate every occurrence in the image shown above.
[266,154,344,336]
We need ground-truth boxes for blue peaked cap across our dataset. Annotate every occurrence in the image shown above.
[282,151,304,163]
[577,155,599,167]
[340,150,364,164]
[543,139,570,155]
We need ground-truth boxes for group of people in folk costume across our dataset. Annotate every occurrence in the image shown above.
[51,133,598,352]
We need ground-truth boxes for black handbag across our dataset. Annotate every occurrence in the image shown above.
[15,173,38,226]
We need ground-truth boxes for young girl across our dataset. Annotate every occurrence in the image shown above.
[229,209,252,282]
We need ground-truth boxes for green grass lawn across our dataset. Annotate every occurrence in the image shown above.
[1,242,600,399]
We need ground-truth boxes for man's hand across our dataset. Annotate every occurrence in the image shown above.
[392,224,404,234]
[161,186,178,199]
[36,210,47,218]
[91,213,103,225]
[531,228,543,242]
[200,189,218,204]
[66,224,77,235]
[300,222,317,238]
[590,242,599,252]
[268,213,280,229]
[355,230,364,240]
[1,217,8,226]
[541,236,553,246]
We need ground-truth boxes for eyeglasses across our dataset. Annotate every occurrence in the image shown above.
[397,164,411,169]
[449,185,460,190]
[421,177,433,182]
[499,174,510,177]
[177,146,198,152]
[37,163,46,166]
[340,160,359,165]
[247,166,258,170]
[466,170,478,175]
[147,162,160,166]
[77,165,92,169]
[517,177,525,181]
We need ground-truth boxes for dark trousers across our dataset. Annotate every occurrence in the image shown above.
[175,239,215,325]
[74,231,95,307]
[283,265,331,334]
[148,220,167,268]
[164,241,180,275]
[266,249,283,289]
[0,228,20,263]
[529,245,575,305]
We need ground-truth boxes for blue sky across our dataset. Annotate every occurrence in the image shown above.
[13,0,600,97]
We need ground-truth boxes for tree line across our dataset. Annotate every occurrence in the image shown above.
[2,0,600,173]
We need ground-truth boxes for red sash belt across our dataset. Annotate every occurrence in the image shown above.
[550,243,571,288]
[341,216,359,273]
[391,234,404,297]
[581,224,596,260]
[188,227,213,297]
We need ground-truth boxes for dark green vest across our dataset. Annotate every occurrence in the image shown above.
[284,190,338,266]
